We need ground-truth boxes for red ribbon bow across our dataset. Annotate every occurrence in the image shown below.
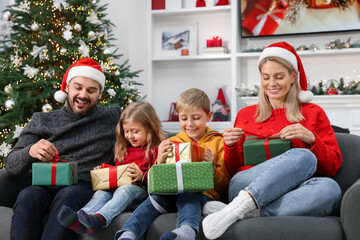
[244,131,281,160]
[100,163,118,189]
[50,154,76,186]
[172,141,202,163]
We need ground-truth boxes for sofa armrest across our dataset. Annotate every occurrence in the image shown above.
[0,169,31,208]
[341,178,360,240]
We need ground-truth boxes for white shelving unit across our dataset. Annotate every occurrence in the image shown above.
[146,1,360,134]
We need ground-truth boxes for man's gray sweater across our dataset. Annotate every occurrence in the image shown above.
[5,104,121,182]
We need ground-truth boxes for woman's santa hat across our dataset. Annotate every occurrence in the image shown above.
[258,41,313,103]
[54,58,105,103]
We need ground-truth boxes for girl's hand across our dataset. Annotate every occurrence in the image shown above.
[126,163,143,183]
[280,123,315,145]
[93,165,101,170]
[156,140,173,164]
[223,127,244,147]
[202,149,214,163]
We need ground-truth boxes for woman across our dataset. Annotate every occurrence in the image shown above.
[202,42,343,240]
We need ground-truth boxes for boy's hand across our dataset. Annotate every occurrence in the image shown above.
[29,139,58,161]
[223,127,244,147]
[157,140,173,164]
[93,165,101,170]
[126,163,143,182]
[202,149,214,163]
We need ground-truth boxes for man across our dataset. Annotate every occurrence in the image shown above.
[5,58,121,240]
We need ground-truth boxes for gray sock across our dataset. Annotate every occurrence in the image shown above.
[118,230,136,240]
[172,224,196,240]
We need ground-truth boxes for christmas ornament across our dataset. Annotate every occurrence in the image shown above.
[53,0,69,10]
[22,64,39,79]
[31,22,39,31]
[196,0,206,7]
[86,10,101,24]
[74,23,82,32]
[0,142,12,157]
[216,0,229,6]
[78,40,90,57]
[4,84,13,93]
[42,103,53,112]
[114,70,120,76]
[60,47,67,54]
[107,88,116,97]
[63,29,73,41]
[19,0,31,13]
[103,48,111,54]
[0,19,14,36]
[5,99,15,110]
[87,30,96,39]
[2,11,11,21]
[30,45,48,62]
[10,49,23,67]
[212,88,230,121]
[13,125,24,138]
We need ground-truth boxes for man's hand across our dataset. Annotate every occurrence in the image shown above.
[126,163,143,183]
[29,139,58,161]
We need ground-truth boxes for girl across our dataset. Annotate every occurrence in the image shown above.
[58,101,166,236]
[202,42,342,239]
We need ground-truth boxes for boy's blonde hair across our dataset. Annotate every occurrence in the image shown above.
[256,56,304,123]
[114,101,166,162]
[176,88,210,114]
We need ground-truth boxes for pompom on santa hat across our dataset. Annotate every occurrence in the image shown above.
[54,58,105,103]
[258,41,313,103]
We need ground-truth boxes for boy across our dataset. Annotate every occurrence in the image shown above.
[115,88,230,240]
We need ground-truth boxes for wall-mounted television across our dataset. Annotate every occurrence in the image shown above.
[241,0,360,38]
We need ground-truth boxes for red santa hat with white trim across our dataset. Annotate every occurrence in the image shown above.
[258,41,313,103]
[54,58,105,103]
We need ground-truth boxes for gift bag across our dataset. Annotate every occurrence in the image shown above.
[32,155,78,186]
[90,164,132,191]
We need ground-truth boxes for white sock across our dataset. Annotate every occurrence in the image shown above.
[202,190,256,239]
[202,201,227,216]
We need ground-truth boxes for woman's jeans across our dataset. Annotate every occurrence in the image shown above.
[81,184,147,226]
[229,148,341,217]
[11,182,93,240]
[115,192,212,240]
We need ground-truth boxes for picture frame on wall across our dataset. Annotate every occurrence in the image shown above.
[153,22,198,58]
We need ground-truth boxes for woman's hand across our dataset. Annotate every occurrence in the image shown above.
[126,163,143,183]
[156,140,173,164]
[202,149,214,163]
[223,127,244,147]
[280,123,315,145]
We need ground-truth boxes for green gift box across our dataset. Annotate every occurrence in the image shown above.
[149,162,214,194]
[32,161,78,186]
[243,135,291,166]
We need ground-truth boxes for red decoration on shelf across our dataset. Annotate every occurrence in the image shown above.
[207,39,214,47]
[326,88,339,95]
[216,0,229,6]
[212,36,222,47]
[196,0,206,7]
[181,49,189,56]
[212,88,230,121]
[152,0,165,10]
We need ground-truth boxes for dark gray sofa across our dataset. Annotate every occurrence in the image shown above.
[1,132,360,240]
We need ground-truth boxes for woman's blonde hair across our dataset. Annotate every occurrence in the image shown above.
[176,88,210,114]
[114,101,166,162]
[256,56,304,123]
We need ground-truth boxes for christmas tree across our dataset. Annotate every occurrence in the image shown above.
[0,0,143,167]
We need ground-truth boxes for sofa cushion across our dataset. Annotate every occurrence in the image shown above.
[0,206,13,240]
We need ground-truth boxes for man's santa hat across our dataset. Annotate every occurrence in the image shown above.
[54,58,105,103]
[258,41,313,103]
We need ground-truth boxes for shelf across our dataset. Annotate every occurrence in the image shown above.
[161,121,232,133]
[152,54,231,61]
[236,48,360,58]
[151,5,231,16]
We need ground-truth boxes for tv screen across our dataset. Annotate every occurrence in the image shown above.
[240,0,360,38]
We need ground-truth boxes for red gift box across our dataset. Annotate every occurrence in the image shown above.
[242,0,286,36]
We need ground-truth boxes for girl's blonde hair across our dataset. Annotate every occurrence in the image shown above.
[114,101,166,162]
[256,56,304,123]
[175,88,210,114]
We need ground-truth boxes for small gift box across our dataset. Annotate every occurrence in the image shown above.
[149,162,214,194]
[243,135,291,166]
[166,142,205,164]
[242,0,286,36]
[90,164,132,191]
[32,156,78,186]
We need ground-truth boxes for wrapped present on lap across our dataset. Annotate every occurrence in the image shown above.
[166,141,205,164]
[149,162,214,194]
[32,155,78,186]
[90,163,132,191]
[243,134,291,166]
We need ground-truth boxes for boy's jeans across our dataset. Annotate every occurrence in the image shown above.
[229,148,341,217]
[116,192,211,240]
[82,184,147,226]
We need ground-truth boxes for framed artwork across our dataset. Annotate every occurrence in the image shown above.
[240,0,360,38]
[153,22,198,58]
